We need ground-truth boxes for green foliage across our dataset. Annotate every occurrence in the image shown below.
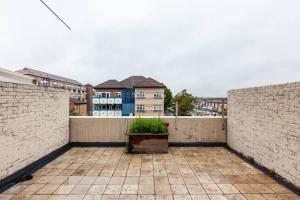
[175,89,197,116]
[130,118,166,134]
[164,87,174,110]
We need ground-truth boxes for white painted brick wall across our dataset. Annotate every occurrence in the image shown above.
[227,82,300,187]
[0,82,69,180]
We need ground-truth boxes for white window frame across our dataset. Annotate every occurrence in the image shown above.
[99,92,110,97]
[153,104,162,111]
[154,92,162,99]
[136,104,145,111]
[136,92,145,99]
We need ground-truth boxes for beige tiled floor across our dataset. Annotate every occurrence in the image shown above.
[0,147,299,200]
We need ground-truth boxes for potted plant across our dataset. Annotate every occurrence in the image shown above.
[127,118,168,153]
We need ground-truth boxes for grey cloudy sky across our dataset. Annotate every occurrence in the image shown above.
[1,0,300,96]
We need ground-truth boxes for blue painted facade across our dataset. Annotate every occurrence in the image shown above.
[122,88,135,116]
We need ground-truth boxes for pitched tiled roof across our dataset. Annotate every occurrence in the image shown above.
[16,67,82,85]
[134,77,165,88]
[120,76,147,88]
[94,79,125,89]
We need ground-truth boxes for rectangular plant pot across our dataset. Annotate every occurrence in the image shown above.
[128,133,168,153]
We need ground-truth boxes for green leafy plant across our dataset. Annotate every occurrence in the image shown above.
[129,118,166,134]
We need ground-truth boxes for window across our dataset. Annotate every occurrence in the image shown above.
[136,92,145,99]
[116,105,122,110]
[153,104,162,111]
[154,92,162,99]
[136,104,145,111]
[116,92,121,97]
[98,92,109,97]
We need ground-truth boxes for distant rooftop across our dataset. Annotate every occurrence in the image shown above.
[94,79,125,89]
[95,76,165,89]
[16,67,82,86]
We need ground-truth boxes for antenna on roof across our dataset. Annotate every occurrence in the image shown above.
[39,0,71,30]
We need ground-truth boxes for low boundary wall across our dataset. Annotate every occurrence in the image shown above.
[69,116,226,144]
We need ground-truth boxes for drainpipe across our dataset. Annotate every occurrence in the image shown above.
[85,84,94,116]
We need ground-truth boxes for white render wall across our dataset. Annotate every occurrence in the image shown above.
[69,116,226,143]
[0,82,69,180]
[227,82,300,187]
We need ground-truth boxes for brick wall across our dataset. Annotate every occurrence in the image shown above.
[0,82,69,180]
[227,82,300,187]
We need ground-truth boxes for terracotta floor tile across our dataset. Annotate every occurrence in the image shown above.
[101,195,120,200]
[155,176,170,185]
[21,184,46,195]
[83,195,102,200]
[109,177,125,185]
[29,194,50,200]
[104,185,122,195]
[48,195,68,200]
[127,170,141,177]
[138,185,154,195]
[171,185,189,195]
[87,185,106,195]
[225,194,247,200]
[113,170,127,177]
[139,177,154,185]
[54,185,75,194]
[202,184,223,194]
[243,194,265,200]
[197,176,214,184]
[173,195,191,200]
[79,177,97,185]
[155,194,173,200]
[155,185,172,194]
[121,185,138,194]
[190,195,210,200]
[94,177,110,185]
[186,185,206,194]
[263,194,300,200]
[70,185,91,195]
[234,184,256,194]
[37,184,60,195]
[137,195,155,200]
[119,194,138,200]
[66,194,85,200]
[217,184,239,194]
[125,177,140,185]
[1,147,298,200]
[209,194,229,200]
[266,184,292,194]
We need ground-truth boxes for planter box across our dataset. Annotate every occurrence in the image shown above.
[128,133,168,153]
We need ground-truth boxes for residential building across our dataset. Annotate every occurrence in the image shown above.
[0,67,35,85]
[70,98,88,116]
[196,97,227,115]
[92,76,165,116]
[16,67,86,101]
[125,77,165,116]
[93,80,124,116]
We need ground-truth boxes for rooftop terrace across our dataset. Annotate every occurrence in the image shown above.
[0,81,299,199]
[1,147,298,200]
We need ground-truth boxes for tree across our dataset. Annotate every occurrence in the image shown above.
[164,87,173,111]
[174,89,197,116]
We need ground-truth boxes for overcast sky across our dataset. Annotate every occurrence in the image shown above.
[1,0,300,96]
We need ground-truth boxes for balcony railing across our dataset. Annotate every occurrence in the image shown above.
[93,97,122,104]
[93,110,122,116]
